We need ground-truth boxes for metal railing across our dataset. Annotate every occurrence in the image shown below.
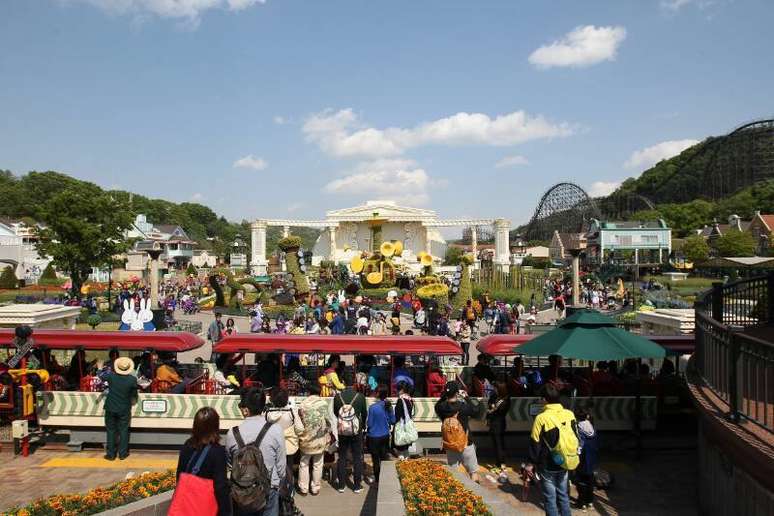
[695,273,774,432]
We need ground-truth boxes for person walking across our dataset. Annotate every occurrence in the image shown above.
[171,407,231,516]
[457,320,471,366]
[574,409,598,510]
[365,386,395,484]
[297,385,333,496]
[333,381,367,493]
[225,388,286,516]
[487,381,510,481]
[103,356,138,460]
[526,383,580,516]
[208,312,225,350]
[434,381,480,482]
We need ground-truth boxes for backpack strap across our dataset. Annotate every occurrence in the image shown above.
[233,425,246,449]
[254,421,274,448]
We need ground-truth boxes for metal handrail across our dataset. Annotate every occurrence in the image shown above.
[695,273,774,432]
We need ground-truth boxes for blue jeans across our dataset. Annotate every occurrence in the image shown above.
[234,488,279,516]
[539,469,571,516]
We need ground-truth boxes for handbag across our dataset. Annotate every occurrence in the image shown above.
[168,445,218,516]
[394,398,418,447]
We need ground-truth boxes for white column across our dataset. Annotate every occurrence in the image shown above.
[471,226,478,263]
[328,226,337,261]
[250,221,268,275]
[282,226,290,238]
[493,218,511,270]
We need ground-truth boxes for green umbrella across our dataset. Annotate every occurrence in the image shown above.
[514,309,666,360]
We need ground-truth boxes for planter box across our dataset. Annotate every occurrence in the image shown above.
[376,461,407,516]
[95,490,173,516]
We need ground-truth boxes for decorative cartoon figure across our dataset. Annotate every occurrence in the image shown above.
[119,298,156,331]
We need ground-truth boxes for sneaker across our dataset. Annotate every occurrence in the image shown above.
[103,455,116,461]
[311,490,319,496]
[354,486,364,493]
[336,486,345,493]
[365,475,375,485]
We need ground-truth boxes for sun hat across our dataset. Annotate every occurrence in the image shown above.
[114,356,134,376]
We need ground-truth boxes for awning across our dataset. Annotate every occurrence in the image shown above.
[0,330,204,352]
[477,330,694,356]
[214,334,462,355]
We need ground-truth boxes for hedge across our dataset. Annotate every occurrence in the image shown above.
[0,265,18,289]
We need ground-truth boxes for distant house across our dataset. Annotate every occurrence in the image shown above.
[549,231,587,263]
[586,219,671,265]
[695,214,750,245]
[747,211,774,255]
[125,215,197,271]
[0,218,51,281]
[525,245,550,259]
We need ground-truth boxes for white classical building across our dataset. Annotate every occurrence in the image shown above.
[250,200,511,275]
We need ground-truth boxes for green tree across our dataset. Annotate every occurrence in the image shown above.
[680,235,711,263]
[443,246,465,265]
[0,266,18,289]
[35,187,133,297]
[714,230,757,257]
[185,263,198,276]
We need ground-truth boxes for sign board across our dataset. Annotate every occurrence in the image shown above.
[141,399,167,414]
[8,339,35,369]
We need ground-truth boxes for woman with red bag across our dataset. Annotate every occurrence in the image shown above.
[171,407,232,516]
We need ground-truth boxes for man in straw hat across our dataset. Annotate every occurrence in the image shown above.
[104,356,138,460]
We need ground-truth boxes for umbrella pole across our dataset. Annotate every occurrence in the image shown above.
[635,358,642,461]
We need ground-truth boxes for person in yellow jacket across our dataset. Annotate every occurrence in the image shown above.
[526,383,580,516]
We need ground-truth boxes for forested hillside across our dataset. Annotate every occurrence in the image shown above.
[0,170,319,258]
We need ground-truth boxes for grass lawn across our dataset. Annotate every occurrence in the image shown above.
[74,321,121,331]
[643,275,714,297]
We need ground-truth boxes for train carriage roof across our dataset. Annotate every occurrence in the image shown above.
[214,334,461,355]
[0,329,204,352]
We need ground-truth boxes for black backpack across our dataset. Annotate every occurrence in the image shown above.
[231,423,274,512]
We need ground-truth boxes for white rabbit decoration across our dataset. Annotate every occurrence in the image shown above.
[119,297,156,331]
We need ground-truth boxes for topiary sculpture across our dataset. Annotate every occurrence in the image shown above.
[278,236,310,300]
[451,254,474,310]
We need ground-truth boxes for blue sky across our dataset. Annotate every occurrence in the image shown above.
[1,0,773,231]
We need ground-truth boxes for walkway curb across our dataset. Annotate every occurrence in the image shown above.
[376,461,407,516]
[94,490,173,516]
[448,465,511,516]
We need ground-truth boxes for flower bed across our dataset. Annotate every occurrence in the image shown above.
[4,470,175,516]
[396,459,492,516]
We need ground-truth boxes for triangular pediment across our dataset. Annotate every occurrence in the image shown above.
[327,200,437,220]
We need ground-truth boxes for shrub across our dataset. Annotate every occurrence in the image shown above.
[38,263,63,286]
[87,314,102,329]
[277,236,303,252]
[522,256,551,269]
[416,283,449,307]
[0,265,18,289]
[262,305,297,320]
[185,263,198,276]
[452,259,473,310]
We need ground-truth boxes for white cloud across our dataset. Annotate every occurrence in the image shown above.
[661,0,716,11]
[495,155,529,168]
[529,25,627,69]
[587,181,621,197]
[303,108,573,158]
[624,139,700,170]
[287,202,302,213]
[323,159,436,206]
[233,154,268,170]
[70,0,265,25]
[273,115,287,125]
[190,192,204,201]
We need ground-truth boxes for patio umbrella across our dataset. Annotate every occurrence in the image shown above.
[514,309,666,360]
